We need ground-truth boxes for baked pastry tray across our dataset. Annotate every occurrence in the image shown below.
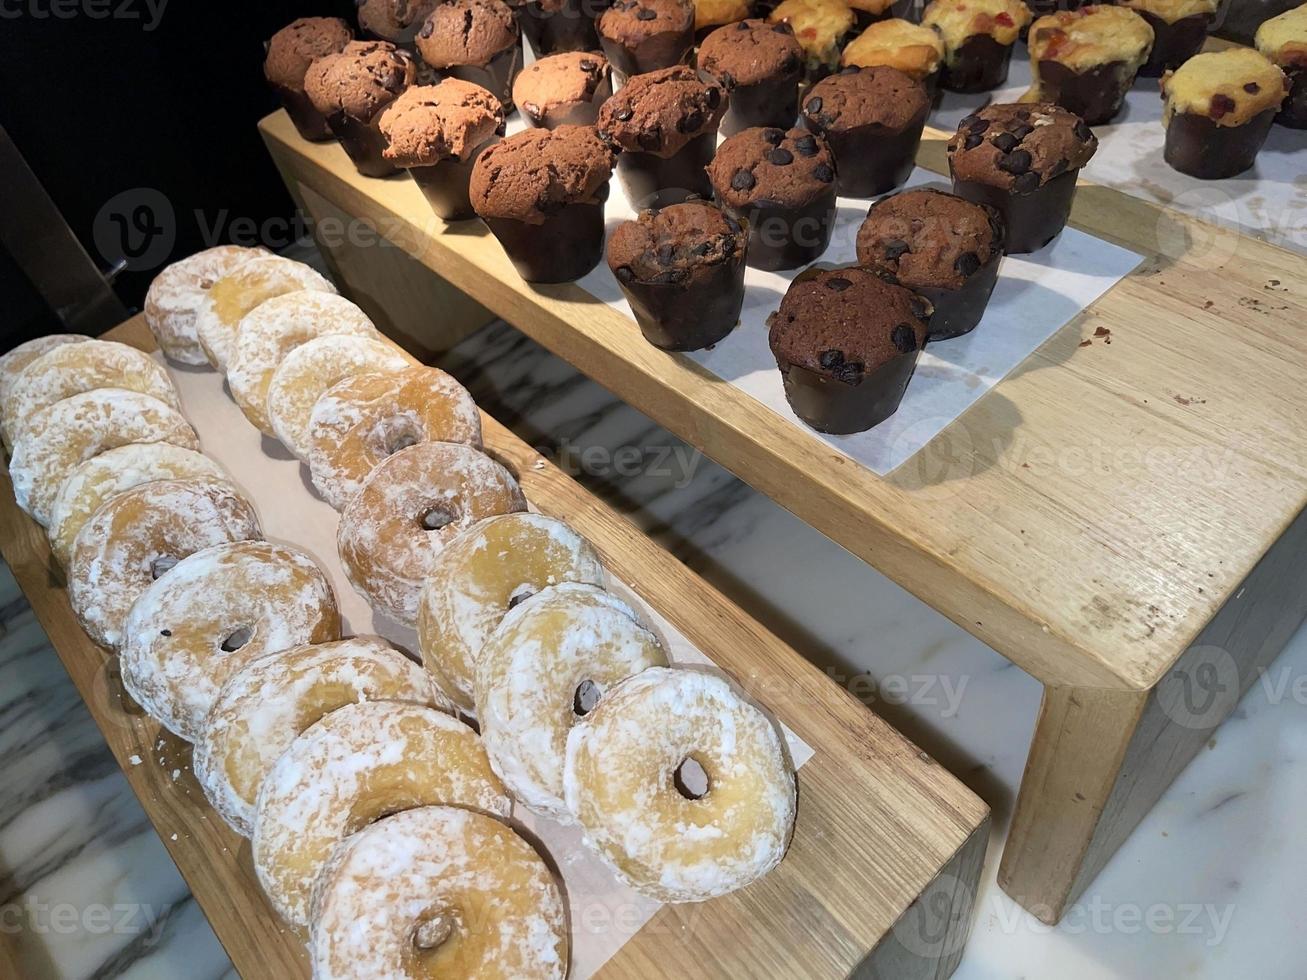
[0,315,988,979]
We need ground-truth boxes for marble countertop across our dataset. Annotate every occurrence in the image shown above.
[3,316,1304,979]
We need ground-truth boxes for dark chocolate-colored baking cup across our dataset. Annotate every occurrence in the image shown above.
[720,188,836,270]
[516,0,609,55]
[444,43,524,109]
[1134,10,1212,77]
[484,187,610,282]
[805,106,927,197]
[1034,58,1137,125]
[599,23,694,80]
[951,168,1078,254]
[521,72,612,129]
[714,72,801,136]
[272,84,335,142]
[615,246,747,350]
[616,131,718,207]
[912,248,1002,342]
[775,345,921,434]
[1277,66,1307,129]
[1163,108,1277,180]
[407,135,502,221]
[327,110,402,178]
[940,35,1015,93]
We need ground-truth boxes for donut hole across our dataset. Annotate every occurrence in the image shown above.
[150,554,180,579]
[220,626,253,653]
[507,585,536,611]
[674,757,711,801]
[368,414,425,461]
[419,504,459,532]
[573,678,601,717]
[412,911,459,952]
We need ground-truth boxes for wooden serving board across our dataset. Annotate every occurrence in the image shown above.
[0,316,988,979]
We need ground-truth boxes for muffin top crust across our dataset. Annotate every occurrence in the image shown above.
[802,65,930,133]
[947,102,1098,192]
[607,201,745,283]
[470,125,616,222]
[1116,0,1218,26]
[1161,48,1289,127]
[1256,4,1307,68]
[265,17,353,90]
[598,0,695,45]
[415,0,519,67]
[856,188,1004,291]
[708,126,837,208]
[380,79,505,165]
[766,0,856,67]
[512,52,610,115]
[839,18,946,78]
[698,19,805,89]
[921,0,1031,51]
[304,40,416,120]
[1027,6,1155,72]
[596,65,725,156]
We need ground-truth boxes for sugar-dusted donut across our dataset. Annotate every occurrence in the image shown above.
[0,340,181,451]
[476,582,668,820]
[338,442,527,626]
[307,365,483,510]
[193,254,336,371]
[252,701,511,926]
[48,443,227,568]
[565,666,797,902]
[193,636,451,836]
[266,334,410,460]
[66,477,262,648]
[9,389,200,527]
[0,334,90,450]
[226,291,377,436]
[144,245,265,364]
[420,515,607,714]
[119,540,339,741]
[310,806,568,980]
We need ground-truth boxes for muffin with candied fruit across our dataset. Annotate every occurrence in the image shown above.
[921,0,1031,92]
[1256,4,1307,128]
[1024,6,1154,124]
[699,19,805,134]
[840,18,946,93]
[767,0,857,79]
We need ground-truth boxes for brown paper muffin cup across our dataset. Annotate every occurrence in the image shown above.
[1163,108,1277,179]
[408,135,503,221]
[599,24,694,80]
[716,73,801,136]
[445,44,525,109]
[806,106,927,197]
[1034,58,1138,125]
[940,35,1015,93]
[327,110,402,178]
[776,344,921,434]
[951,168,1079,254]
[615,131,719,207]
[617,247,747,349]
[913,247,1002,342]
[1277,66,1307,129]
[1135,10,1212,78]
[272,83,336,142]
[517,0,608,55]
[521,73,613,129]
[720,188,836,270]
[485,191,610,282]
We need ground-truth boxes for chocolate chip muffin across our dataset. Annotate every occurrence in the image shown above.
[1118,0,1216,77]
[1256,4,1307,128]
[947,102,1097,253]
[416,0,523,107]
[512,0,606,58]
[707,126,838,270]
[921,0,1031,92]
[305,40,418,176]
[856,188,1005,341]
[1025,6,1154,124]
[607,201,748,349]
[1161,48,1289,179]
[767,0,856,78]
[513,51,612,129]
[470,125,617,281]
[380,80,506,219]
[802,66,929,196]
[768,267,931,434]
[265,17,354,141]
[698,19,805,135]
[839,18,945,91]
[597,65,724,206]
[357,0,440,43]
[597,0,695,78]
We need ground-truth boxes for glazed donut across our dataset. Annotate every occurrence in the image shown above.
[226,291,377,436]
[144,245,265,364]
[252,701,511,926]
[9,389,200,527]
[194,636,451,836]
[0,334,90,449]
[307,365,483,510]
[338,442,527,626]
[66,477,262,648]
[266,334,410,460]
[48,443,227,568]
[119,540,339,741]
[476,582,668,820]
[193,254,336,371]
[564,666,797,902]
[1,340,181,450]
[310,806,568,980]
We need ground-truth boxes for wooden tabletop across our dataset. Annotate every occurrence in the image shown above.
[261,108,1307,695]
[0,316,988,980]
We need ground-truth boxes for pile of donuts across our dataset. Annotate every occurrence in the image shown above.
[0,244,797,977]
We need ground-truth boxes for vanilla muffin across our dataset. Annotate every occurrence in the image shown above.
[840,18,946,89]
[922,0,1031,91]
[767,0,856,77]
[1024,6,1154,124]
[1256,3,1307,128]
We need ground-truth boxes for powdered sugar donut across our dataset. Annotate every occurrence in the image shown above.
[476,582,667,820]
[194,636,451,836]
[227,291,377,436]
[338,442,527,626]
[565,666,797,902]
[310,806,568,980]
[420,515,606,713]
[144,245,265,364]
[266,334,410,460]
[0,334,90,450]
[67,478,262,648]
[307,365,483,510]
[252,701,510,926]
[1,340,181,450]
[119,540,339,741]
[193,254,336,371]
[48,443,227,568]
[9,389,200,526]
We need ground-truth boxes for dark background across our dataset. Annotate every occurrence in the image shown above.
[0,0,356,347]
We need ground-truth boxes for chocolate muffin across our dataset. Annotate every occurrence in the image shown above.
[265,17,354,141]
[767,0,856,79]
[947,102,1097,253]
[512,0,608,57]
[921,0,1031,92]
[698,20,805,135]
[607,201,748,349]
[768,267,931,434]
[707,126,837,270]
[380,79,506,219]
[304,40,417,176]
[1025,6,1154,125]
[839,18,945,93]
[1118,0,1216,77]
[470,125,616,282]
[358,0,441,43]
[596,0,695,79]
[802,66,929,196]
[693,0,751,41]
[513,51,612,129]
[596,65,725,206]
[416,0,523,107]
[1161,49,1288,179]
[856,188,1004,341]
[1256,4,1307,129]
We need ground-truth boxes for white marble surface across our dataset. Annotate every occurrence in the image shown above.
[5,313,1307,978]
